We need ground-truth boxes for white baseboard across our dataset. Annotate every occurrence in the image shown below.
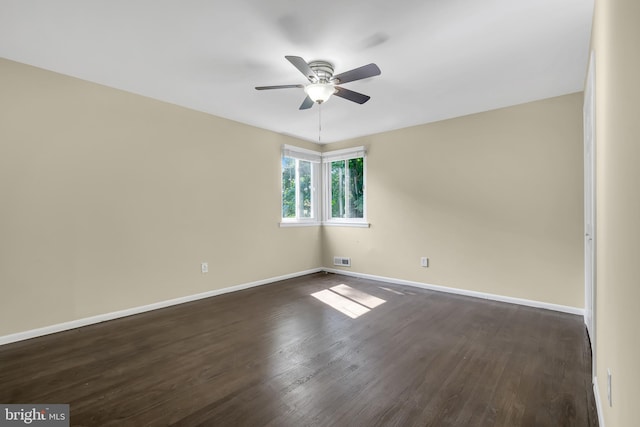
[0,267,584,346]
[323,268,584,316]
[593,376,606,427]
[0,268,322,346]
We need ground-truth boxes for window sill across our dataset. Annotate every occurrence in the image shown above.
[322,221,370,228]
[279,221,321,228]
[279,221,370,228]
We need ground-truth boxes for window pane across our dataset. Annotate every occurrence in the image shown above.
[282,157,296,218]
[329,158,364,220]
[348,157,364,218]
[298,160,312,218]
[331,160,346,218]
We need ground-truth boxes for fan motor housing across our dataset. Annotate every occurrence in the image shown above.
[308,60,334,83]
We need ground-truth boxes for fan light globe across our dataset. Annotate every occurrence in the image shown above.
[304,83,335,103]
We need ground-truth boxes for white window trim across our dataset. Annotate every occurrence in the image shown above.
[321,146,369,227]
[282,145,322,163]
[321,220,370,228]
[321,146,366,162]
[279,220,321,227]
[280,145,369,228]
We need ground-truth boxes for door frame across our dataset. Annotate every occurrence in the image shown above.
[583,50,596,378]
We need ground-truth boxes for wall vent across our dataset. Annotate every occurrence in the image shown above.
[333,257,351,267]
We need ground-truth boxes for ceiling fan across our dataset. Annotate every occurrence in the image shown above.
[255,56,381,110]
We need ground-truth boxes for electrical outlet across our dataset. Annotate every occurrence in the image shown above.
[201,262,208,274]
[420,257,429,267]
[607,369,612,406]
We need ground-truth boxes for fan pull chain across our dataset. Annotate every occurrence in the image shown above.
[318,103,322,143]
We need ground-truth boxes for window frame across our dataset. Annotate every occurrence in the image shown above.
[322,146,369,227]
[280,145,321,227]
[279,144,369,228]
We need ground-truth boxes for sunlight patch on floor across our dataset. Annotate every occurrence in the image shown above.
[311,285,386,319]
[331,284,386,308]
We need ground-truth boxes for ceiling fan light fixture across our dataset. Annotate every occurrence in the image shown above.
[256,56,381,110]
[304,83,335,103]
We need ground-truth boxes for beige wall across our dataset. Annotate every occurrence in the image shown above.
[0,58,322,336]
[323,94,584,308]
[591,0,640,425]
[0,58,586,341]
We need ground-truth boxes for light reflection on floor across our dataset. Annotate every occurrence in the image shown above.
[378,286,405,296]
[311,284,387,319]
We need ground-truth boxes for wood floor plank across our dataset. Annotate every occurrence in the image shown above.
[0,272,598,426]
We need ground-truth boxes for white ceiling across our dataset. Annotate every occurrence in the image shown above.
[0,0,594,144]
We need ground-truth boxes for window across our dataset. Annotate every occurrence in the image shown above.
[280,145,367,227]
[328,157,364,219]
[281,145,320,225]
[323,146,367,225]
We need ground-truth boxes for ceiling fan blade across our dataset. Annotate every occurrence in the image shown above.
[332,63,381,84]
[299,96,315,110]
[334,86,371,104]
[255,84,304,90]
[285,56,318,82]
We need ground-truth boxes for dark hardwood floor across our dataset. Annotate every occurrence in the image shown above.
[0,272,598,426]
